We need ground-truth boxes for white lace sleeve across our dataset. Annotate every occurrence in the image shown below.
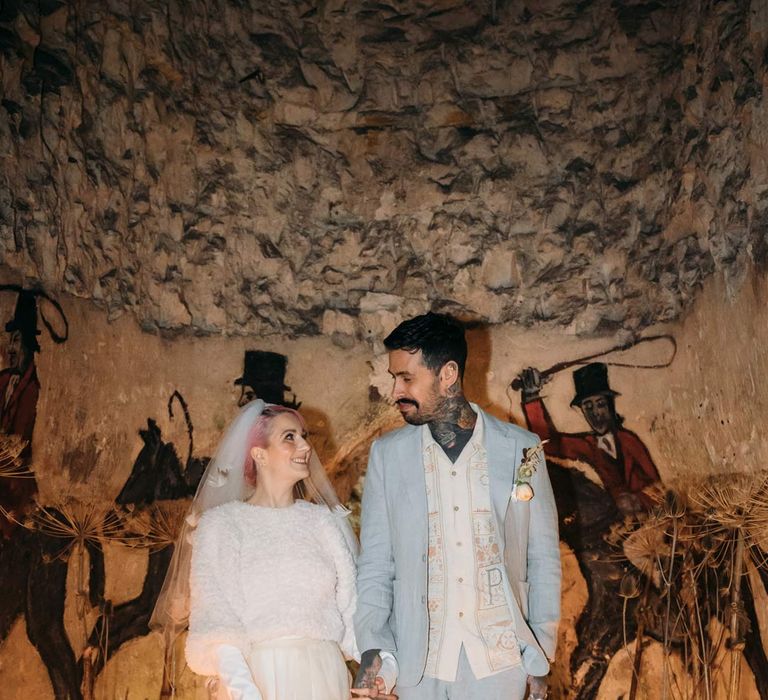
[185,508,248,676]
[319,510,359,661]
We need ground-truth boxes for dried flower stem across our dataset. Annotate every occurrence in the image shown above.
[619,471,768,699]
[661,515,679,700]
[628,574,653,700]
[727,527,745,700]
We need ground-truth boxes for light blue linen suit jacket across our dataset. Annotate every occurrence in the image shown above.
[354,406,561,688]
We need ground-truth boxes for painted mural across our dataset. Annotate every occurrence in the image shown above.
[0,293,766,699]
[0,287,72,697]
[0,326,302,699]
[511,345,768,699]
[0,289,47,534]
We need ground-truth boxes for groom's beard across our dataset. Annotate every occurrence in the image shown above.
[396,383,472,429]
[398,389,476,459]
[394,374,443,425]
[395,396,445,426]
[395,398,429,425]
[395,387,442,425]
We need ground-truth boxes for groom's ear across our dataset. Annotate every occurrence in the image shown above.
[438,360,460,392]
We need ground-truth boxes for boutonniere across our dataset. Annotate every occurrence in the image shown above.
[510,441,547,502]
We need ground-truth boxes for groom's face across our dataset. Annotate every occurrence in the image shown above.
[388,349,442,425]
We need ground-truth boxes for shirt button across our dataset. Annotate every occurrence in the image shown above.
[451,471,457,476]
[458,612,464,618]
[458,577,464,583]
[457,541,462,547]
[454,506,459,512]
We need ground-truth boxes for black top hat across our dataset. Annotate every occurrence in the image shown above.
[234,350,292,405]
[5,291,41,353]
[570,362,620,407]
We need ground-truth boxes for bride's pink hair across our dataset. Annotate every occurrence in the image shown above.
[243,405,307,485]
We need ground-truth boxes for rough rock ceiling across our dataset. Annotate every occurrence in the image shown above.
[0,0,765,340]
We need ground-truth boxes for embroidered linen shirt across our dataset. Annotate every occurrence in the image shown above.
[422,411,521,682]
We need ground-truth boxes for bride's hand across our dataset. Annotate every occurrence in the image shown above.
[351,677,397,698]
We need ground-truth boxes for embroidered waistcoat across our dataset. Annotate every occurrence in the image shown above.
[422,414,520,681]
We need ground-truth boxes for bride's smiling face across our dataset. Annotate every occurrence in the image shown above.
[252,413,311,483]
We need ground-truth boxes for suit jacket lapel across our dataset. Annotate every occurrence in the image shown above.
[484,410,518,557]
[394,426,428,551]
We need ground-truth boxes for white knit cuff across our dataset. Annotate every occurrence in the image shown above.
[215,645,263,700]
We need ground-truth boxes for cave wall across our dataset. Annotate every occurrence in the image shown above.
[0,269,766,699]
[0,0,766,338]
[0,0,767,697]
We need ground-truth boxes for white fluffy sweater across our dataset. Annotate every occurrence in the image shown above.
[185,500,357,676]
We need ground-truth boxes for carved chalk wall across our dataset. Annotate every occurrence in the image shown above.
[0,0,766,337]
[0,0,766,698]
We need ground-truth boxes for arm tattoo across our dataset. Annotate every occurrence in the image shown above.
[354,649,383,688]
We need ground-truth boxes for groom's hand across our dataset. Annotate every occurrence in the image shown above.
[352,649,398,697]
[353,649,383,689]
[527,674,548,700]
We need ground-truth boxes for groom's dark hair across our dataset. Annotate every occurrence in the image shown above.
[384,312,467,379]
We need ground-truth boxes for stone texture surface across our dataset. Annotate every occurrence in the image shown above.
[2,262,766,700]
[0,0,768,344]
[2,3,768,690]
[0,0,765,338]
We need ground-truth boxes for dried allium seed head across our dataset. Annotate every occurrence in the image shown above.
[619,572,641,599]
[664,490,686,518]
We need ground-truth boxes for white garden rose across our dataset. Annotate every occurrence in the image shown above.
[512,482,534,502]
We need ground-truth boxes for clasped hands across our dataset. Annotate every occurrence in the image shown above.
[351,675,548,699]
[350,650,398,699]
[350,680,397,699]
[350,649,548,700]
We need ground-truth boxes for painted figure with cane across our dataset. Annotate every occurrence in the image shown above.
[518,362,661,515]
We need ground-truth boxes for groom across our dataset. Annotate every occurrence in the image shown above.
[353,312,561,700]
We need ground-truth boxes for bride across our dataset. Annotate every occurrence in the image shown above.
[151,399,394,699]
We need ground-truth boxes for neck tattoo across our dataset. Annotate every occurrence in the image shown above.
[428,387,476,463]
